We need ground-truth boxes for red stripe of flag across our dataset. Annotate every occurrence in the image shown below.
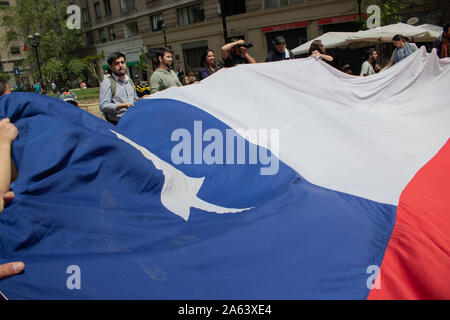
[368,139,450,299]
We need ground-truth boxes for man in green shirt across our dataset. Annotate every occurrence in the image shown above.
[150,47,183,94]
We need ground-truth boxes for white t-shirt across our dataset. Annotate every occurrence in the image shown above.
[361,61,375,76]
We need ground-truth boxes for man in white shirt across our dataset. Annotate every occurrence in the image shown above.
[360,48,378,77]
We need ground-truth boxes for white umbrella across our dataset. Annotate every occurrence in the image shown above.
[292,23,442,55]
[292,32,353,55]
[418,24,443,36]
[346,22,440,43]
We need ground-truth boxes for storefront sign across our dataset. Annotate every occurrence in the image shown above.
[318,14,366,25]
[262,21,308,33]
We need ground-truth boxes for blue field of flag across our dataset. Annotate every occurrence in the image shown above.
[0,93,396,299]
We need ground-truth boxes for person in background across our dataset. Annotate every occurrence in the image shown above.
[104,69,110,80]
[433,23,449,59]
[265,36,294,62]
[360,48,378,77]
[57,88,78,107]
[184,69,198,85]
[341,64,353,75]
[198,49,220,80]
[99,52,137,125]
[150,47,183,94]
[175,66,185,84]
[0,78,11,96]
[33,82,41,94]
[221,38,256,68]
[51,81,57,94]
[381,34,417,71]
[308,40,334,63]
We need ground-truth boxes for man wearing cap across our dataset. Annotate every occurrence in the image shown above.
[265,36,294,62]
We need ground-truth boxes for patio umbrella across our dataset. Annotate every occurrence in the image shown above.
[292,23,442,55]
[346,22,441,43]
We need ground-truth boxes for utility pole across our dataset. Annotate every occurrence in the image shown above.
[219,0,228,43]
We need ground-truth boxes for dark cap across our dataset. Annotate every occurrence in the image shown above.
[273,36,286,45]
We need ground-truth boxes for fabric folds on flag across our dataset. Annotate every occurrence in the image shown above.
[0,47,449,299]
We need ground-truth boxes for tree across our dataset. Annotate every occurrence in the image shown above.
[67,59,86,81]
[0,73,11,81]
[136,52,150,73]
[1,0,84,87]
[82,52,106,86]
[41,58,64,85]
[358,0,408,29]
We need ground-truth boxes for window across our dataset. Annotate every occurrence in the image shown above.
[82,7,90,23]
[150,13,163,32]
[108,27,116,41]
[178,3,204,27]
[98,29,106,43]
[0,1,10,7]
[103,0,112,15]
[120,0,135,13]
[264,0,300,8]
[124,22,139,37]
[10,47,20,55]
[182,41,208,70]
[86,32,94,46]
[222,0,246,16]
[94,2,102,18]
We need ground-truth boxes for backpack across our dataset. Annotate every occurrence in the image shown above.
[108,75,135,97]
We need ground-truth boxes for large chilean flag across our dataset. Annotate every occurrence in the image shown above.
[0,47,448,299]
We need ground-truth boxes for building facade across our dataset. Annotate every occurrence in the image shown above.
[0,0,32,90]
[73,0,449,79]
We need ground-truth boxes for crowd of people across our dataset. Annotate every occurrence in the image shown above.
[98,22,449,125]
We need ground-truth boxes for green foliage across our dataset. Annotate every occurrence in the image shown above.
[41,58,64,84]
[0,0,85,86]
[0,73,11,81]
[82,52,106,85]
[357,0,408,30]
[136,52,150,72]
[68,59,86,81]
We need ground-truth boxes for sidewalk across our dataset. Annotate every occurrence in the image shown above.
[78,98,103,119]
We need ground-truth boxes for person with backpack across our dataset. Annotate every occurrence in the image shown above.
[99,52,137,125]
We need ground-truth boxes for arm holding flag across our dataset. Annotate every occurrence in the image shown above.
[0,118,18,213]
[0,118,24,280]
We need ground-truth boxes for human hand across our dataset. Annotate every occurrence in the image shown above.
[0,118,18,147]
[116,102,134,110]
[0,261,24,280]
[0,191,15,213]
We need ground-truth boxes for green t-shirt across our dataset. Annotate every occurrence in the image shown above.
[150,68,182,94]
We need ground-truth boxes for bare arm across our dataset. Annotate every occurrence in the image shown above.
[0,119,17,194]
[310,50,333,62]
[0,118,18,213]
[320,53,333,62]
[241,47,256,64]
[221,39,245,60]
[381,61,393,72]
